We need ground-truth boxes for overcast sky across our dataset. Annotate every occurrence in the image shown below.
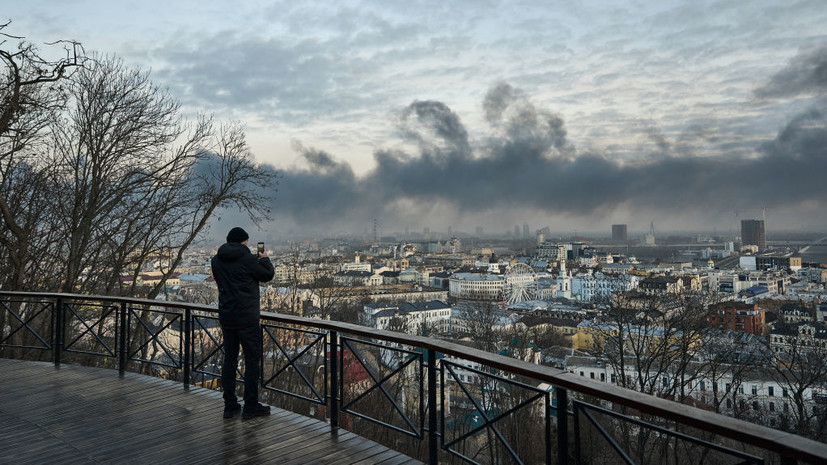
[6,1,827,239]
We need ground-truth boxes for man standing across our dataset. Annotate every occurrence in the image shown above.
[211,227,275,419]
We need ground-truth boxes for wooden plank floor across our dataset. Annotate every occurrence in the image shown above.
[0,358,423,465]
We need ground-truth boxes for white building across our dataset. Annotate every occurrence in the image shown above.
[556,261,571,299]
[449,272,504,301]
[570,271,638,302]
[537,242,567,262]
[372,300,452,333]
[341,255,372,273]
[564,355,826,431]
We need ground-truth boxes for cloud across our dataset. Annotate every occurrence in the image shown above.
[153,34,378,123]
[261,82,827,235]
[755,45,827,98]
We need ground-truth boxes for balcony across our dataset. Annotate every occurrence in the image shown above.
[2,291,826,464]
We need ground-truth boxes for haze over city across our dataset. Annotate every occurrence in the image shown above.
[6,1,827,238]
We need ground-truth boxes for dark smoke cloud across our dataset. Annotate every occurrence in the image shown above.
[262,77,827,235]
[399,100,471,157]
[755,45,827,98]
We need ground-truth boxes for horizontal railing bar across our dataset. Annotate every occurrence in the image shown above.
[574,400,764,463]
[2,290,827,464]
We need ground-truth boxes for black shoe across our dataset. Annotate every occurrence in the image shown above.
[242,403,271,420]
[223,403,241,419]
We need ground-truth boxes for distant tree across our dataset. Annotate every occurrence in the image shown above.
[304,273,351,320]
[456,301,505,352]
[761,331,827,440]
[592,291,707,398]
[694,331,763,415]
[587,290,710,464]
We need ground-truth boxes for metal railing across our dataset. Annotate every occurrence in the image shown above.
[2,290,827,464]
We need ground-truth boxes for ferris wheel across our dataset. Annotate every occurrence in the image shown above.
[504,263,537,305]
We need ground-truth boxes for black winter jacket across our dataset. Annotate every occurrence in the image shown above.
[211,242,275,328]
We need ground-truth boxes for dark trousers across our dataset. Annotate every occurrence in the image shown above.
[221,324,262,406]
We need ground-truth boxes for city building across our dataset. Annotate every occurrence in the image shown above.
[741,219,766,251]
[612,224,628,242]
[638,276,683,295]
[756,253,802,271]
[372,300,452,333]
[707,302,766,336]
[536,242,567,261]
[333,270,383,286]
[448,272,504,300]
[769,321,827,355]
[556,261,571,299]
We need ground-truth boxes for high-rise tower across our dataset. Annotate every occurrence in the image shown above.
[612,224,628,241]
[741,219,766,251]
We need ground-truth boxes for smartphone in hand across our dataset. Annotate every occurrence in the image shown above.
[257,242,265,255]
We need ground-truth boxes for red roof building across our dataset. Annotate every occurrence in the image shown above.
[707,302,766,336]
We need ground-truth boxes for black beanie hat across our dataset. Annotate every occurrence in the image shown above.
[227,227,249,243]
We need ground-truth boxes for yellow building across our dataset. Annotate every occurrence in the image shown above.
[573,319,699,353]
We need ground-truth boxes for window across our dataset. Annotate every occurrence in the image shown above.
[783,402,789,413]
[726,399,732,409]
[590,372,595,379]
[769,402,775,411]
[783,387,789,397]
[610,373,616,384]
[752,401,759,410]
[700,381,706,392]
[580,371,584,377]
[768,386,774,397]
[738,385,744,395]
[752,385,758,396]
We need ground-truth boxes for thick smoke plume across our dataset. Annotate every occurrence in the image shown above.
[248,49,827,236]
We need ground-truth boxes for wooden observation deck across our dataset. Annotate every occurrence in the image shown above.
[0,359,421,464]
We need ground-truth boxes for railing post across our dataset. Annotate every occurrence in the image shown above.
[573,398,581,465]
[54,296,63,367]
[556,386,569,465]
[546,391,552,465]
[427,348,438,465]
[118,302,127,376]
[183,308,191,389]
[329,330,339,432]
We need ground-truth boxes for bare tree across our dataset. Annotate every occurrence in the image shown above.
[42,55,195,293]
[592,291,707,398]
[761,326,827,440]
[144,120,278,299]
[2,53,278,297]
[695,331,763,415]
[456,301,506,353]
[584,291,712,464]
[0,23,84,291]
